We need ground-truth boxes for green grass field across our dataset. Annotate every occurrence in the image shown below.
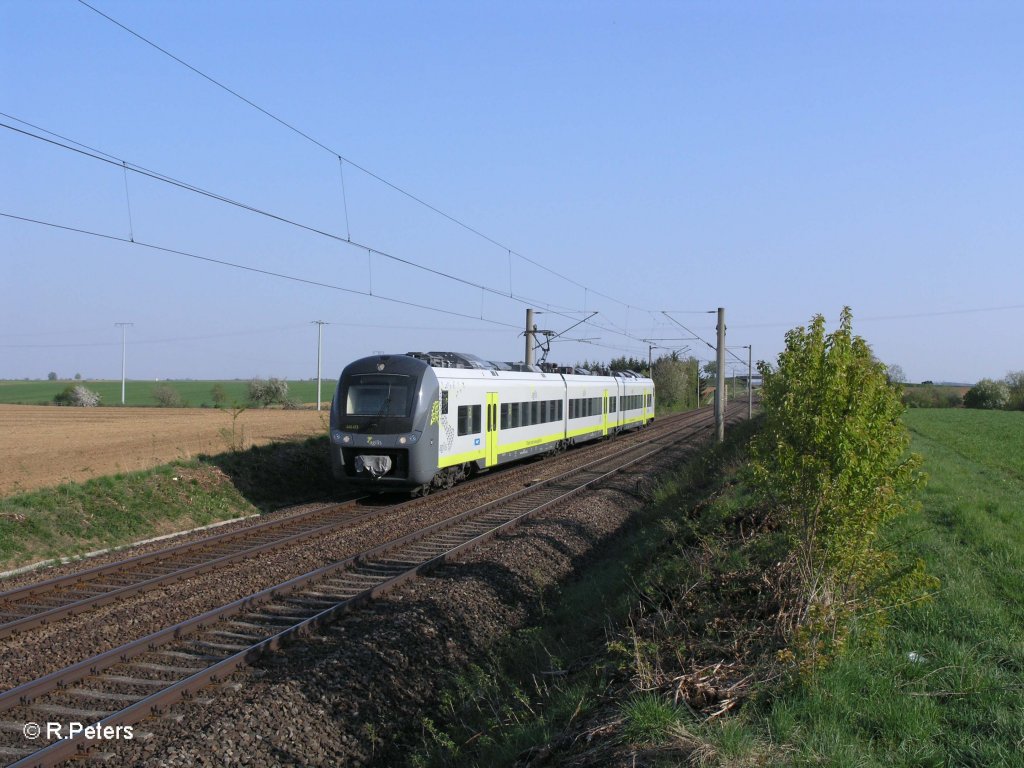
[758,408,1024,765]
[0,379,329,407]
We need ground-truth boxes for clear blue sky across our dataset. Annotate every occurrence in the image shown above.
[2,0,1021,384]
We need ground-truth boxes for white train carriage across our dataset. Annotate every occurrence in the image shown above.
[613,371,655,431]
[435,366,567,473]
[563,373,611,444]
[330,352,655,494]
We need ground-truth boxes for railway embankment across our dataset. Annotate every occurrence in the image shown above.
[90,410,750,767]
[0,437,335,574]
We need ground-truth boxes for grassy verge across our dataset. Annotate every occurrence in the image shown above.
[408,408,1024,766]
[409,418,779,767]
[0,436,334,572]
[749,408,1024,766]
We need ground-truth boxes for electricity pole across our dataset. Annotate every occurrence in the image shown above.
[312,321,328,411]
[114,322,133,405]
[715,307,725,443]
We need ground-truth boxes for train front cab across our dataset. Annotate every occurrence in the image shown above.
[329,355,440,490]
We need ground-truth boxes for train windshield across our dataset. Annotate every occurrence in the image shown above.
[345,374,412,417]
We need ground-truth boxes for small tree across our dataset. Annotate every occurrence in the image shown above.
[963,379,1009,410]
[885,363,906,384]
[751,308,927,670]
[47,371,58,381]
[54,384,101,407]
[651,353,689,409]
[152,384,184,408]
[248,377,289,407]
[211,383,227,407]
[1004,371,1024,411]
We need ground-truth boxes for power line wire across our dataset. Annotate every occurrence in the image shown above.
[1,117,596,322]
[0,211,527,331]
[73,0,656,318]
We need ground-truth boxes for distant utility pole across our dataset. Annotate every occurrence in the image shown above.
[716,307,725,443]
[114,322,133,405]
[312,321,329,411]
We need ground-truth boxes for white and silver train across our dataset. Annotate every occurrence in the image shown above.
[329,351,655,493]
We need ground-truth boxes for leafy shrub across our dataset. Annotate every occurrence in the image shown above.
[248,377,289,407]
[54,385,101,407]
[751,308,927,672]
[963,379,1009,410]
[902,384,962,408]
[1005,371,1024,411]
[152,384,185,408]
[210,383,227,407]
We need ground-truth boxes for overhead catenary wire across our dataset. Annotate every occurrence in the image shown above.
[0,211,526,331]
[2,117,641,341]
[2,119,661,354]
[72,0,659,321]
[662,310,748,367]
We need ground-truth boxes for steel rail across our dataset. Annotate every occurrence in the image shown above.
[1,405,744,767]
[0,408,698,640]
[0,498,379,639]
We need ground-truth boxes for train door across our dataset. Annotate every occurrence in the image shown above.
[486,392,499,467]
[602,389,609,436]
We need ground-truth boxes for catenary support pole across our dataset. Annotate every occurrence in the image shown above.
[716,307,725,443]
[525,308,535,367]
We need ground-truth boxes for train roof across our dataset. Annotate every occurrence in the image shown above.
[399,352,649,379]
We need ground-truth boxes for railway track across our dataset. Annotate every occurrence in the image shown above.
[0,404,745,767]
[0,408,700,642]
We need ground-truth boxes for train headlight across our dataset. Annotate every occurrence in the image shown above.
[399,434,418,445]
[399,436,407,444]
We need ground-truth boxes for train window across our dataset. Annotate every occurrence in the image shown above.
[557,400,563,420]
[522,401,532,427]
[510,402,520,428]
[457,404,481,436]
[346,374,411,417]
[540,400,548,423]
[609,396,616,413]
[532,401,540,424]
[647,393,653,407]
[441,390,449,415]
[500,403,509,430]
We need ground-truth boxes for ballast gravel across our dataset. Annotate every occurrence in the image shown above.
[98,438,707,768]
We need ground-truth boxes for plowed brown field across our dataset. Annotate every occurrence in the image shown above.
[0,405,327,496]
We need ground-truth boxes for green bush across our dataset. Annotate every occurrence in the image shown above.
[53,384,101,407]
[152,384,185,408]
[247,377,289,407]
[751,308,927,671]
[963,378,1009,410]
[1004,371,1024,410]
[902,384,962,408]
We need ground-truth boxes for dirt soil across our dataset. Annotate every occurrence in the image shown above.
[0,405,328,496]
